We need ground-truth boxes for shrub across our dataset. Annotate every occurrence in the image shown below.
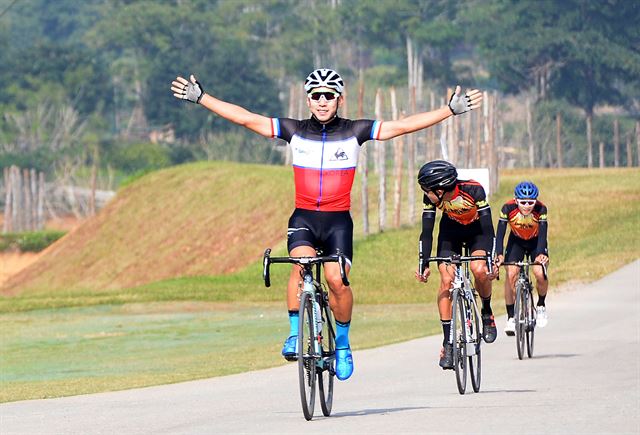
[0,230,66,252]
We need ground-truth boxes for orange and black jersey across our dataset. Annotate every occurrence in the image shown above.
[419,179,495,264]
[495,199,548,256]
[422,180,491,225]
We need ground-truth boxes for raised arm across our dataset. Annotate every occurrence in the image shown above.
[377,85,482,141]
[171,75,273,138]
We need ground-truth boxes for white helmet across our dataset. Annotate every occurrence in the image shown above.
[304,68,344,94]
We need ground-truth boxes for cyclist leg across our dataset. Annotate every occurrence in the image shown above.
[322,211,354,380]
[468,226,497,343]
[435,223,459,369]
[437,261,456,369]
[531,245,549,326]
[282,210,320,358]
[504,236,525,335]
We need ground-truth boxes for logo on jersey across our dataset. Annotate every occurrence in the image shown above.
[330,148,349,161]
[293,145,311,156]
[512,212,536,230]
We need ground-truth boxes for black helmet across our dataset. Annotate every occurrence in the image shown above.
[417,160,458,191]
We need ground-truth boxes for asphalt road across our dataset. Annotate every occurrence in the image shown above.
[1,260,638,435]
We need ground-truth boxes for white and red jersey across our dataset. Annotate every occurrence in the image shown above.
[271,116,382,211]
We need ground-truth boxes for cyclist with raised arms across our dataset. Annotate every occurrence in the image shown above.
[415,160,498,370]
[171,69,482,380]
[495,181,549,335]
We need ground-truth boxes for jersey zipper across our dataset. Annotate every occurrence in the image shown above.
[316,125,327,210]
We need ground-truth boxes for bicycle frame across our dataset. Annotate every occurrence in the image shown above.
[425,253,490,343]
[502,260,547,359]
[424,252,490,394]
[262,248,349,420]
[263,248,348,365]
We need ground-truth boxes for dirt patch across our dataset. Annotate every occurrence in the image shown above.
[0,214,84,287]
[0,251,45,287]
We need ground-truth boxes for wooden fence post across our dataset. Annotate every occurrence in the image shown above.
[474,104,481,167]
[428,91,436,162]
[3,166,12,233]
[358,78,369,236]
[464,107,472,168]
[38,171,45,229]
[11,166,21,232]
[390,87,402,228]
[407,86,417,225]
[23,168,32,230]
[599,142,605,168]
[488,93,499,195]
[636,121,640,167]
[483,91,490,168]
[526,98,535,168]
[375,88,386,232]
[556,112,563,168]
[285,83,296,166]
[586,114,593,168]
[613,119,620,167]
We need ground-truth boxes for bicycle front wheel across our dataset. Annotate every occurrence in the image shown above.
[467,296,482,393]
[452,291,467,394]
[318,292,335,417]
[515,282,526,360]
[526,287,535,358]
[298,292,317,420]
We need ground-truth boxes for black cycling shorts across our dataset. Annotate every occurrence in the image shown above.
[437,215,492,257]
[504,234,547,262]
[287,208,354,262]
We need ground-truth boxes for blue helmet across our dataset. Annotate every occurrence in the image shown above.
[514,181,539,199]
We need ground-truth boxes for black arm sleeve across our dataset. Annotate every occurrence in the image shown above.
[495,202,509,256]
[536,220,549,255]
[419,207,436,273]
[495,219,507,256]
[478,207,495,240]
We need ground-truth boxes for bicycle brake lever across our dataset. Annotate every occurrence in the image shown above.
[263,248,271,287]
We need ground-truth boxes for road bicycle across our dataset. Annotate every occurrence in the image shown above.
[263,248,349,421]
[423,251,493,395]
[502,260,547,360]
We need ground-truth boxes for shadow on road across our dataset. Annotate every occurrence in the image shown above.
[473,389,536,394]
[331,406,430,418]
[530,353,579,359]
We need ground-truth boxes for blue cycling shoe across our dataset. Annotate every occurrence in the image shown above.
[335,347,354,380]
[281,335,298,361]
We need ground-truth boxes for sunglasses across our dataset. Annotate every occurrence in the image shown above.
[309,91,339,101]
[517,199,536,206]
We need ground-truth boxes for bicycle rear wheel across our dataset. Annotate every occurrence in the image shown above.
[526,287,536,358]
[318,292,335,417]
[467,296,482,393]
[452,291,467,394]
[298,292,316,420]
[515,282,526,360]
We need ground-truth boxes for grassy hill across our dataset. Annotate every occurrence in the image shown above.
[1,161,295,294]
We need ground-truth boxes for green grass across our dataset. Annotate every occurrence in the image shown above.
[0,167,638,402]
[0,302,437,402]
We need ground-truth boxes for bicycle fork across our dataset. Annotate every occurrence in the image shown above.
[302,276,326,368]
